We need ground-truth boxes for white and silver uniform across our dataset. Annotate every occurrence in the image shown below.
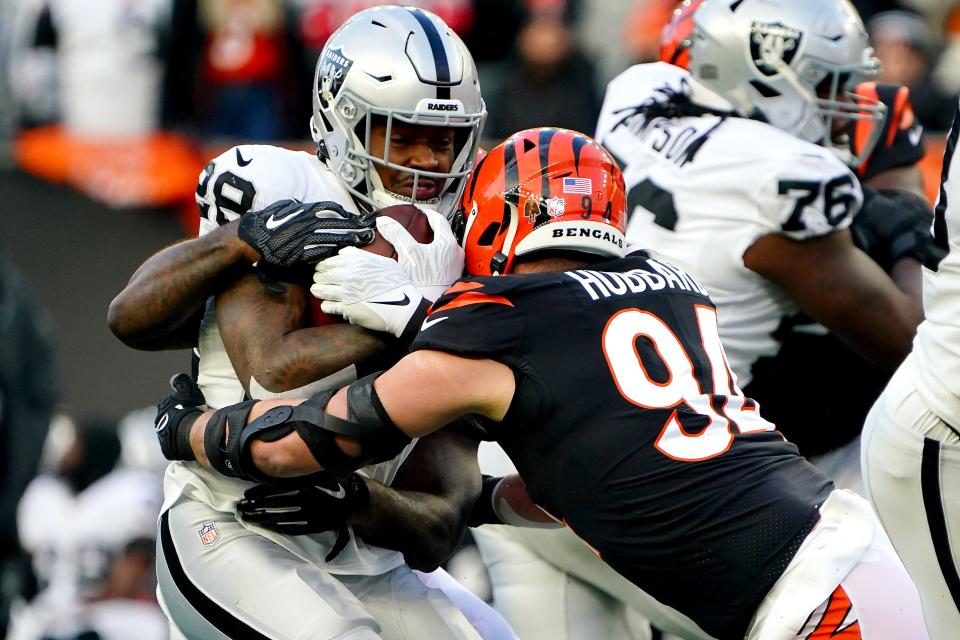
[862,105,960,639]
[596,63,862,388]
[168,144,416,576]
[157,144,482,640]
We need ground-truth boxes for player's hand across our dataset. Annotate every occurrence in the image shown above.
[376,209,464,301]
[154,373,206,461]
[311,248,429,340]
[238,199,377,269]
[852,187,933,272]
[237,471,370,536]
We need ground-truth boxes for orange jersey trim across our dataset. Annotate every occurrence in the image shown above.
[431,291,515,314]
[805,585,861,639]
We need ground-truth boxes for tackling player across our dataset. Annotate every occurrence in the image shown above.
[156,128,930,640]
[108,6,512,639]
[861,102,960,639]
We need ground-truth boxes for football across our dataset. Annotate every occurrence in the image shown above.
[308,204,433,325]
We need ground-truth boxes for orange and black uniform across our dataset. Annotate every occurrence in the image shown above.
[411,251,833,639]
[854,83,926,183]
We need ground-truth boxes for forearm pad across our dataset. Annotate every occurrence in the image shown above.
[203,400,262,480]
[237,375,412,476]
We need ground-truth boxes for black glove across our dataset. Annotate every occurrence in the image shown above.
[239,199,376,292]
[852,187,933,273]
[237,471,370,536]
[238,199,376,269]
[155,373,206,461]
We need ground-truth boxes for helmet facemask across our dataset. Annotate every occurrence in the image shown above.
[309,5,486,220]
[774,53,886,168]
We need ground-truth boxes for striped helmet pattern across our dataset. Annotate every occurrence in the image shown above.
[461,127,627,276]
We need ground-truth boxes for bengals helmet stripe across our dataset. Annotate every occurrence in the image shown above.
[659,0,704,71]
[461,127,627,276]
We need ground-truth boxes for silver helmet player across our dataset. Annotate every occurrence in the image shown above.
[310,5,486,217]
[689,0,885,168]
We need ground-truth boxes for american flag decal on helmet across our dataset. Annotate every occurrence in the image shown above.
[563,177,592,194]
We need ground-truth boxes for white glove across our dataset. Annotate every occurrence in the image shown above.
[376,209,464,301]
[311,248,427,339]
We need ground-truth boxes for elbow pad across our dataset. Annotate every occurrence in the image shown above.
[242,373,411,475]
[203,400,264,481]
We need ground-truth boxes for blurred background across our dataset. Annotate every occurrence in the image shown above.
[0,0,957,638]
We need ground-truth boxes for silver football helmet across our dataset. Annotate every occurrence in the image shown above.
[689,0,885,167]
[310,5,486,217]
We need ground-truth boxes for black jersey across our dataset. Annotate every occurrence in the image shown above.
[411,252,834,639]
[856,84,926,182]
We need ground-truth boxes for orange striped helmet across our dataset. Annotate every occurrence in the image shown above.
[659,0,705,71]
[460,128,626,276]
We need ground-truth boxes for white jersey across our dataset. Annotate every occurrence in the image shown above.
[911,114,960,430]
[164,144,416,576]
[596,63,863,386]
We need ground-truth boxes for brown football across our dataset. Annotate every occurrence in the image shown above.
[308,204,434,325]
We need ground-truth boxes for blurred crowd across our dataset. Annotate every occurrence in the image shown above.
[1,0,960,638]
[2,0,959,209]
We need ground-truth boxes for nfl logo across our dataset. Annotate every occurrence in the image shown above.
[546,197,566,218]
[197,522,219,546]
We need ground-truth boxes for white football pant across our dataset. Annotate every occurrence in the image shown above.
[156,498,485,639]
[862,358,960,639]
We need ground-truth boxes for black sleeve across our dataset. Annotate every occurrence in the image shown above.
[858,84,926,181]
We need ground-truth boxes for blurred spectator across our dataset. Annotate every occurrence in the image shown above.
[294,0,475,52]
[852,0,903,23]
[9,412,166,640]
[0,251,56,637]
[869,10,958,133]
[199,0,298,140]
[28,0,171,138]
[5,0,60,130]
[929,6,960,124]
[622,0,676,65]
[9,0,204,210]
[486,0,601,139]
